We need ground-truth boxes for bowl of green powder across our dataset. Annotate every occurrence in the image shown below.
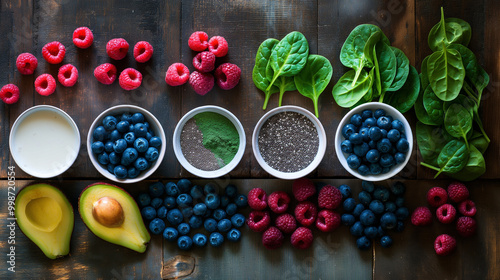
[173,105,245,178]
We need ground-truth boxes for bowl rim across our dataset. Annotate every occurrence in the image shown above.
[334,102,413,181]
[87,104,166,183]
[172,105,246,178]
[252,105,327,180]
[9,105,81,178]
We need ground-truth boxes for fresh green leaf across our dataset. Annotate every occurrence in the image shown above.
[428,8,470,51]
[470,134,489,154]
[266,64,296,107]
[415,85,439,126]
[443,94,474,116]
[375,41,397,97]
[427,44,465,101]
[444,103,473,147]
[387,47,410,92]
[363,31,382,65]
[253,38,280,109]
[384,65,420,113]
[423,86,445,125]
[420,55,430,90]
[435,139,469,177]
[446,18,472,46]
[448,43,489,99]
[416,122,452,166]
[447,145,485,181]
[332,69,372,108]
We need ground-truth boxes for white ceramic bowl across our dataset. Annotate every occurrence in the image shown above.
[335,102,413,181]
[252,106,327,180]
[173,105,246,178]
[87,105,166,183]
[10,105,80,178]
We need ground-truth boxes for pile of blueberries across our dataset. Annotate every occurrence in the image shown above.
[90,112,162,179]
[138,179,248,250]
[341,108,410,176]
[341,181,409,250]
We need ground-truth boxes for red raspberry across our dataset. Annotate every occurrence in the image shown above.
[72,27,93,49]
[57,64,78,87]
[165,63,190,86]
[291,227,313,249]
[208,36,228,57]
[292,177,316,201]
[134,41,153,63]
[192,51,215,73]
[248,188,268,210]
[275,213,297,234]
[317,185,342,210]
[119,68,142,91]
[458,200,476,217]
[0,84,20,104]
[426,187,448,207]
[42,41,66,64]
[35,74,56,96]
[16,53,38,75]
[215,63,241,90]
[434,234,456,256]
[267,191,290,214]
[188,31,209,51]
[447,182,469,203]
[189,71,214,96]
[106,38,129,60]
[316,209,341,232]
[294,201,317,227]
[94,63,117,85]
[411,206,432,226]
[247,210,271,232]
[262,226,284,249]
[436,204,456,224]
[456,216,477,237]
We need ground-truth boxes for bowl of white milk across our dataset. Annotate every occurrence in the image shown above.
[9,105,80,178]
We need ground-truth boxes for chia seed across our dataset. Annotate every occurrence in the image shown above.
[180,118,221,171]
[258,111,319,172]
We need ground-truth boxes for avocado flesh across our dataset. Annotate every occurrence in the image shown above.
[79,183,150,253]
[15,183,74,259]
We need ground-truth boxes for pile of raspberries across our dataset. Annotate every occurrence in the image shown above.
[411,182,477,256]
[246,178,342,250]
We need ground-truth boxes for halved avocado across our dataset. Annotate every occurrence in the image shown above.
[79,182,150,253]
[14,183,74,259]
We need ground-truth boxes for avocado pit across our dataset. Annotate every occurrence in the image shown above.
[92,197,124,227]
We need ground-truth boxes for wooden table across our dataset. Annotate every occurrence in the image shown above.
[0,0,499,279]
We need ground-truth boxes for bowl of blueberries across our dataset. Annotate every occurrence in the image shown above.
[87,104,166,183]
[335,102,412,181]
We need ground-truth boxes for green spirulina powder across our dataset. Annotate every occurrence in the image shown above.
[193,112,239,167]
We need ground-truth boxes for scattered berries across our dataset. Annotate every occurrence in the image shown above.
[106,38,129,60]
[57,64,78,87]
[436,204,456,224]
[267,191,290,214]
[165,63,190,86]
[247,210,271,232]
[193,51,216,73]
[291,227,313,249]
[248,188,268,210]
[188,71,214,96]
[426,187,448,207]
[119,68,142,90]
[458,200,476,217]
[208,36,228,57]
[214,63,241,90]
[292,177,316,201]
[0,84,20,104]
[275,213,297,234]
[35,74,56,96]
[134,41,154,63]
[42,41,66,64]
[456,216,476,237]
[294,201,317,227]
[188,31,209,51]
[317,185,342,210]
[16,53,38,75]
[72,27,94,49]
[434,234,456,256]
[316,210,341,232]
[94,63,118,85]
[447,182,469,203]
[411,206,432,226]
[262,226,284,249]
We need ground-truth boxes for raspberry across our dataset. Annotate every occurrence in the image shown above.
[426,187,448,207]
[72,27,93,49]
[215,63,241,90]
[247,210,271,232]
[458,200,476,217]
[165,63,190,86]
[192,51,215,73]
[208,36,228,57]
[0,84,20,104]
[247,188,268,210]
[262,227,284,249]
[57,64,78,87]
[275,213,297,234]
[267,191,290,214]
[94,63,117,85]
[42,41,66,64]
[119,68,142,90]
[188,31,209,51]
[35,74,56,96]
[106,38,129,60]
[189,71,214,96]
[447,182,469,203]
[434,234,456,256]
[436,204,456,224]
[291,227,313,249]
[134,41,154,63]
[456,216,477,237]
[317,185,342,210]
[411,206,432,226]
[316,209,341,232]
[16,53,38,75]
[292,177,316,201]
[294,201,317,227]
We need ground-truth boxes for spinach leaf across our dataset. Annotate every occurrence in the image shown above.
[470,134,489,154]
[427,44,465,101]
[420,55,430,89]
[332,69,372,108]
[446,18,472,46]
[444,103,472,147]
[294,55,333,117]
[363,31,382,65]
[443,94,475,115]
[415,85,439,126]
[253,38,280,109]
[384,65,419,113]
[416,122,452,166]
[387,47,410,92]
[428,8,469,51]
[447,145,485,181]
[448,44,489,99]
[423,86,445,125]
[266,64,296,107]
[375,41,397,97]
[434,139,469,177]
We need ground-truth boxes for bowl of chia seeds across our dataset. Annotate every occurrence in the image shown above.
[173,105,245,178]
[252,106,327,180]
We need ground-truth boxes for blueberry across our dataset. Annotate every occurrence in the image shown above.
[177,194,193,208]
[113,139,127,153]
[360,209,376,226]
[226,228,241,242]
[177,179,191,193]
[134,137,149,153]
[349,133,363,145]
[361,109,373,120]
[377,138,392,154]
[129,124,135,132]
[347,154,361,169]
[156,206,167,219]
[362,117,377,128]
[163,227,178,241]
[395,207,409,220]
[189,215,203,229]
[359,127,370,142]
[193,203,207,216]
[98,152,110,165]
[380,236,393,248]
[148,181,164,197]
[394,152,406,164]
[104,141,114,153]
[181,207,193,219]
[204,183,217,195]
[166,209,183,226]
[338,184,352,199]
[358,164,370,175]
[369,163,382,175]
[361,181,375,193]
[343,198,356,212]
[342,124,357,139]
[114,165,127,179]
[374,109,386,119]
[379,154,395,168]
[213,209,227,221]
[110,130,122,142]
[385,201,397,212]
[149,218,165,235]
[204,218,218,232]
[368,140,377,149]
[364,226,378,239]
[225,203,237,216]
[145,147,159,162]
[396,138,409,153]
[380,212,397,230]
[103,115,117,131]
[395,196,405,208]
[124,132,136,145]
[350,221,364,237]
[149,136,162,148]
[380,129,388,139]
[116,120,130,133]
[356,236,371,250]
[231,213,246,228]
[134,157,148,171]
[108,152,120,165]
[341,214,355,226]
[235,194,248,208]
[131,112,145,124]
[350,113,363,126]
[205,193,220,209]
[358,191,372,206]
[193,233,207,247]
[220,195,230,208]
[151,197,163,209]
[120,113,133,123]
[141,206,156,220]
[134,123,148,138]
[391,119,404,132]
[122,148,139,166]
[354,142,370,157]
[190,185,204,199]
[91,141,105,154]
[353,203,365,217]
[93,126,107,141]
[373,187,390,202]
[137,193,151,207]
[368,126,382,141]
[369,200,384,215]
[217,219,232,232]
[224,184,238,198]
[165,182,179,197]
[377,116,391,130]
[395,221,405,232]
[209,232,224,247]
[177,236,193,250]
[177,223,191,235]
[127,167,140,178]
[386,115,394,123]
[387,129,401,143]
[341,140,353,153]
[391,182,406,196]
[365,149,380,163]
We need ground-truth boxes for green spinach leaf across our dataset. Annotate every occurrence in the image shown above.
[266,64,296,107]
[428,8,470,51]
[387,47,410,92]
[415,85,439,126]
[470,134,489,154]
[434,139,469,177]
[427,44,465,101]
[416,122,452,166]
[384,65,419,113]
[332,69,372,108]
[253,38,280,109]
[375,41,397,97]
[447,145,485,181]
[423,86,445,125]
[448,44,489,99]
[444,103,473,147]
